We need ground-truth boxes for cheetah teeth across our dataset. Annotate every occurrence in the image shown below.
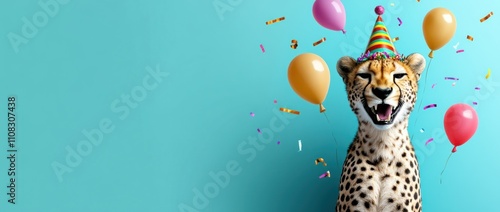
[371,105,397,113]
[372,104,396,121]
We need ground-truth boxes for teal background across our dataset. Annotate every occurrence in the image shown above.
[0,0,499,211]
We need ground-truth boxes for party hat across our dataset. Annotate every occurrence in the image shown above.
[357,6,401,62]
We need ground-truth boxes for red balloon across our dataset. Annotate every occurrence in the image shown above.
[444,103,478,153]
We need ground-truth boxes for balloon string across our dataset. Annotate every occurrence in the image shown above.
[324,112,340,169]
[440,152,453,184]
[324,112,331,123]
[410,58,433,141]
[415,58,433,120]
[422,58,433,95]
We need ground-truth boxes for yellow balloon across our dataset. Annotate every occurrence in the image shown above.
[288,53,330,113]
[423,8,457,58]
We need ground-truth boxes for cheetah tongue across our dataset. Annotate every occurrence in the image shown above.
[375,104,393,121]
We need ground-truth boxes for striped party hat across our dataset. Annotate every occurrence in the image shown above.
[357,6,401,62]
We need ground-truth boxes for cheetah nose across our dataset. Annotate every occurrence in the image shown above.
[372,87,393,99]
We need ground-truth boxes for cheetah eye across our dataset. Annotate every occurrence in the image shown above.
[394,73,407,79]
[357,73,371,79]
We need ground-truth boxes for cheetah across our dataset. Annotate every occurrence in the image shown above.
[335,53,425,212]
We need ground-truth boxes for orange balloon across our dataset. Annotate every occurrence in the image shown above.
[288,53,330,112]
[423,8,457,58]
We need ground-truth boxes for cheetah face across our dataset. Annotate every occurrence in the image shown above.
[336,53,425,130]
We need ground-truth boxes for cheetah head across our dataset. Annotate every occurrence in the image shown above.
[336,53,425,130]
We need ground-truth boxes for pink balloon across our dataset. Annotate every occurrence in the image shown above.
[312,0,346,33]
[443,103,478,153]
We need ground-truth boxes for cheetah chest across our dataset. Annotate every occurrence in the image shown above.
[336,133,422,212]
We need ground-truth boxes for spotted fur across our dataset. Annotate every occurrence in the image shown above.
[335,54,426,212]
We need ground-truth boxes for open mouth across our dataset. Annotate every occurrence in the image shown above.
[363,101,402,125]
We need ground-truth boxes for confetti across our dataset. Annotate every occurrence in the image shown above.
[279,107,300,115]
[290,39,298,49]
[444,77,459,81]
[486,68,491,79]
[432,83,436,88]
[475,87,481,90]
[420,128,425,133]
[417,0,420,2]
[313,37,326,46]
[456,49,464,53]
[266,16,285,25]
[298,140,302,152]
[392,37,399,42]
[257,128,261,134]
[390,3,395,6]
[467,35,474,41]
[473,102,478,105]
[250,112,255,117]
[397,17,402,26]
[452,82,456,86]
[315,158,327,166]
[277,140,281,145]
[425,138,434,146]
[423,104,437,110]
[453,42,459,50]
[260,44,265,53]
[319,171,331,179]
[480,12,493,23]
[274,99,277,104]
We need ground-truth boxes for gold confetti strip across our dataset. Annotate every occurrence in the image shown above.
[315,158,327,166]
[392,37,399,42]
[480,12,493,22]
[279,107,300,115]
[313,37,326,46]
[486,68,491,79]
[290,39,298,49]
[467,35,474,41]
[266,16,285,25]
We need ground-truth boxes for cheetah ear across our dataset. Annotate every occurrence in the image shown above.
[405,53,426,80]
[336,56,357,83]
